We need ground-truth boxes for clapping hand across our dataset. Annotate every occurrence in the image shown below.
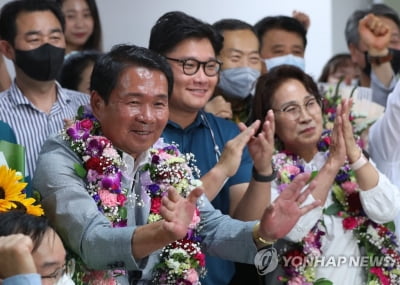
[244,109,275,175]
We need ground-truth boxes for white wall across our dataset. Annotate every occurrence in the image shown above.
[97,0,333,78]
[0,0,372,79]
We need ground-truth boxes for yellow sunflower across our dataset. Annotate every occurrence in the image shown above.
[0,165,27,212]
[0,165,44,216]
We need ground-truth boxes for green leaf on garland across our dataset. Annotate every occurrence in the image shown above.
[119,207,127,219]
[384,221,396,232]
[324,203,342,215]
[74,163,87,178]
[314,278,333,285]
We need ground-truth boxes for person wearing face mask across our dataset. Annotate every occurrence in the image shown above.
[345,4,400,107]
[254,14,308,73]
[204,19,262,123]
[0,0,89,184]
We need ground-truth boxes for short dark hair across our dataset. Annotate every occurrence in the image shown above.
[0,0,65,45]
[212,19,257,54]
[59,50,102,91]
[213,18,256,35]
[251,65,321,128]
[254,15,307,50]
[0,211,50,252]
[55,0,103,51]
[90,44,173,103]
[149,11,223,56]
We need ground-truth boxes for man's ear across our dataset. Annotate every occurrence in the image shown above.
[90,91,105,119]
[0,40,15,60]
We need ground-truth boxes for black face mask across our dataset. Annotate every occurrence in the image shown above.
[363,48,400,76]
[15,43,65,81]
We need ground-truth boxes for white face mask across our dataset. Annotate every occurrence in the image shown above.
[55,273,75,285]
[264,54,305,72]
[217,67,260,99]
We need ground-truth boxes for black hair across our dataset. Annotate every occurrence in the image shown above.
[59,50,102,91]
[55,0,103,51]
[149,11,223,56]
[0,0,65,45]
[0,211,50,252]
[90,44,173,103]
[254,15,307,50]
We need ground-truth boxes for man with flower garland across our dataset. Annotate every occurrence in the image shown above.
[33,44,320,284]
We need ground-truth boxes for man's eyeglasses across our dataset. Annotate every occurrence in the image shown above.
[41,259,75,284]
[272,97,321,121]
[166,57,222,77]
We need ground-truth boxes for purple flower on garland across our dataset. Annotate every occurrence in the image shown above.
[67,123,90,141]
[148,184,160,195]
[152,155,160,164]
[101,172,121,190]
[85,137,106,157]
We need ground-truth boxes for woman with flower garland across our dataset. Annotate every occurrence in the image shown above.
[251,65,400,285]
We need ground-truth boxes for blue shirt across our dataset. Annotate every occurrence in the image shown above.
[162,111,253,285]
[3,273,41,285]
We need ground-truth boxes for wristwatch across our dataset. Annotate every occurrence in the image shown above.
[252,166,277,182]
[367,50,393,65]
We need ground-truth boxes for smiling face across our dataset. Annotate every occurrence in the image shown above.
[61,0,94,53]
[166,37,219,114]
[272,78,322,158]
[218,29,262,71]
[92,66,169,158]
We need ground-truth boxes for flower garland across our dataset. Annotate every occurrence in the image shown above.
[63,105,205,285]
[273,130,400,285]
[140,140,206,284]
[0,164,44,216]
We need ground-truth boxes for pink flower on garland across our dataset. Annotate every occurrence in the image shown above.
[151,197,162,214]
[370,267,390,285]
[194,252,206,267]
[184,269,199,284]
[98,189,118,207]
[341,181,357,194]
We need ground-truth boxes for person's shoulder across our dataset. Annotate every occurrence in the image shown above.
[40,132,70,155]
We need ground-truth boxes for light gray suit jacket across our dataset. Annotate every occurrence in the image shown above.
[33,134,258,282]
